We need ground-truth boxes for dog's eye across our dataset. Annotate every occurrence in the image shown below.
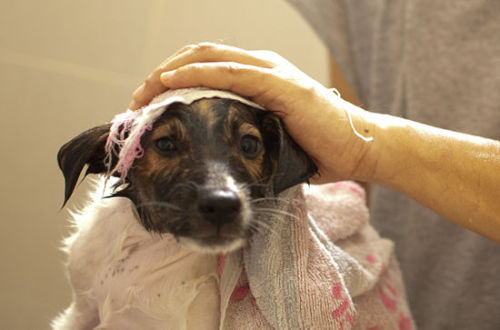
[240,135,262,159]
[154,137,177,156]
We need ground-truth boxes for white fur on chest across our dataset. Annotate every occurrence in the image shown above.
[55,180,220,330]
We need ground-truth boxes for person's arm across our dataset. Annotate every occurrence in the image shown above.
[368,112,500,241]
[328,58,500,240]
[130,43,500,242]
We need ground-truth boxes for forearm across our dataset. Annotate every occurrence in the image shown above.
[366,112,500,242]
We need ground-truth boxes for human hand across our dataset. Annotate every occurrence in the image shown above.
[129,43,377,183]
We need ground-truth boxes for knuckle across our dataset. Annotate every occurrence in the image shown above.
[224,63,241,75]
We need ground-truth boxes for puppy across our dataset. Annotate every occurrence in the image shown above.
[53,94,317,329]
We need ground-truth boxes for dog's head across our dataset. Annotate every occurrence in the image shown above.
[58,98,316,252]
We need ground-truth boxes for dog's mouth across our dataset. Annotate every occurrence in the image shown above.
[176,208,251,253]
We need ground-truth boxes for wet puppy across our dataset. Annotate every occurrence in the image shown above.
[58,98,316,253]
[54,96,415,330]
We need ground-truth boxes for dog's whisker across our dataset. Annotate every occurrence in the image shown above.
[241,176,272,189]
[249,209,295,236]
[248,224,267,236]
[250,197,292,205]
[135,201,183,211]
[250,218,273,230]
[253,207,299,220]
[248,219,272,234]
[248,218,280,236]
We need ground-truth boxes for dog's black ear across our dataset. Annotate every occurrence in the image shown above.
[57,124,113,206]
[261,113,318,195]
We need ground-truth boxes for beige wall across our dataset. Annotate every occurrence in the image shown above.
[0,1,327,328]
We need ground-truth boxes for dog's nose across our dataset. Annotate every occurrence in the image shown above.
[198,189,241,225]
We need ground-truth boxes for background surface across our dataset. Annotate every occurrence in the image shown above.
[0,0,328,328]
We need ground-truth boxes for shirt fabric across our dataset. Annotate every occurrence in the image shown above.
[285,0,500,329]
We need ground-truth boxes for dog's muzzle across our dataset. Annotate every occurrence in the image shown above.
[175,174,251,253]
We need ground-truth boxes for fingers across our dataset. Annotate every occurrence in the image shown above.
[129,43,277,109]
[159,62,277,107]
[161,43,275,72]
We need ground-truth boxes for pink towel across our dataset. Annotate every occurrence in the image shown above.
[219,182,414,330]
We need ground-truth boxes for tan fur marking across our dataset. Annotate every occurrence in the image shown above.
[138,149,181,178]
[192,99,217,129]
[239,123,262,140]
[150,118,186,141]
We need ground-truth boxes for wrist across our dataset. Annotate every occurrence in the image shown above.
[347,109,412,186]
[360,112,408,185]
[338,99,381,182]
[317,96,380,183]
